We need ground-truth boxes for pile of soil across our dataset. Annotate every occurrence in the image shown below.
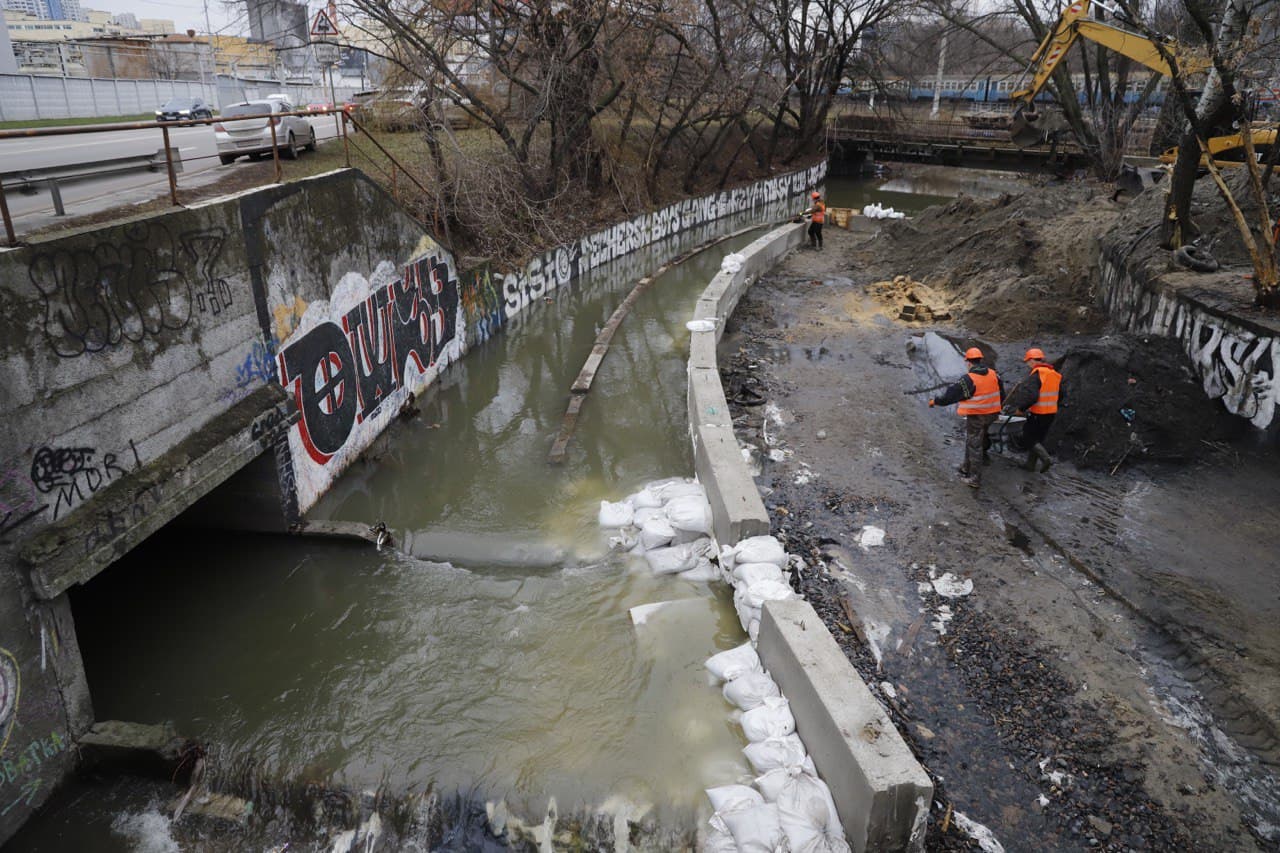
[854,183,1124,340]
[1046,334,1249,468]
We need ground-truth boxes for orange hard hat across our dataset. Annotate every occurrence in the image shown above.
[812,191,821,198]
[1024,347,1045,362]
[964,347,983,360]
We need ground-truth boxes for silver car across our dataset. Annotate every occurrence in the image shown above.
[214,97,316,165]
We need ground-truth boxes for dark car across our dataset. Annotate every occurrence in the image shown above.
[156,97,213,124]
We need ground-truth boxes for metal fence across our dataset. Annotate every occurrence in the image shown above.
[0,73,365,122]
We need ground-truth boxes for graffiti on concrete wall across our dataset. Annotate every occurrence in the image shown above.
[0,439,143,541]
[277,251,463,511]
[460,267,506,346]
[27,224,230,358]
[0,649,16,760]
[494,162,828,323]
[1100,254,1280,429]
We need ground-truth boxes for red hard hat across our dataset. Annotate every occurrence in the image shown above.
[964,347,983,360]
[812,191,821,198]
[1024,347,1045,361]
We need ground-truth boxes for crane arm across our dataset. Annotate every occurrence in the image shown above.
[1010,0,1209,104]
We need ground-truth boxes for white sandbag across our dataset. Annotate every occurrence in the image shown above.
[633,505,664,526]
[706,784,764,815]
[671,526,707,546]
[723,670,780,711]
[741,696,796,741]
[720,253,747,274]
[705,642,762,682]
[665,494,713,534]
[748,617,761,643]
[655,481,705,503]
[629,487,664,509]
[733,595,761,635]
[733,562,786,587]
[639,517,675,550]
[732,535,788,568]
[721,802,786,853]
[743,734,813,775]
[644,544,699,575]
[741,579,797,609]
[757,768,847,852]
[701,826,739,853]
[679,558,720,583]
[598,500,633,528]
[686,319,718,333]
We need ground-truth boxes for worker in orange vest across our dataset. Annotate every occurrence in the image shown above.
[1004,348,1061,472]
[803,191,825,250]
[929,347,1004,488]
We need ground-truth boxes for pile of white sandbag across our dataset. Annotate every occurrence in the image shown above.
[861,203,905,220]
[721,253,747,274]
[703,642,851,853]
[719,535,796,642]
[597,478,720,582]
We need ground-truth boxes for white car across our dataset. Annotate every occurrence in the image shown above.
[214,97,316,165]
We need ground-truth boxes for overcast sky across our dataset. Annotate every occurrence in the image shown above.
[96,0,252,37]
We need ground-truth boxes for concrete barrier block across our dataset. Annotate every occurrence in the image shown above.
[689,328,718,371]
[692,422,770,545]
[688,366,730,429]
[759,599,931,853]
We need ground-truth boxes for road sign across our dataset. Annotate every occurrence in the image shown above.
[310,9,339,37]
[313,41,340,65]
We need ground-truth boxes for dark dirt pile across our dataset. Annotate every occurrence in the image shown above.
[853,184,1124,340]
[1043,334,1250,469]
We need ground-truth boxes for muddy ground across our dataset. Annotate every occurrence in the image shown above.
[720,223,1280,851]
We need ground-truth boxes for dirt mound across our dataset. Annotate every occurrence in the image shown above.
[1045,334,1249,469]
[855,184,1123,340]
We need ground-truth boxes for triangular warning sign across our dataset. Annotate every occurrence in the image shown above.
[310,9,338,37]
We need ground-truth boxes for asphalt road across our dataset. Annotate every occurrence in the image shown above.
[1,117,345,226]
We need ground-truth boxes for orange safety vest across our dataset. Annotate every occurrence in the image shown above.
[957,369,1001,416]
[1028,363,1061,414]
[811,201,825,223]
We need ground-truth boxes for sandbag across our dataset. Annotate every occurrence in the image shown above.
[734,596,761,635]
[723,670,780,710]
[733,562,786,587]
[732,535,788,568]
[740,579,797,609]
[679,558,720,583]
[721,802,786,853]
[598,500,633,528]
[644,544,699,575]
[705,642,762,682]
[741,696,796,741]
[701,826,739,853]
[757,768,847,852]
[706,783,764,815]
[639,517,675,550]
[654,482,705,503]
[747,616,761,643]
[665,494,713,534]
[633,506,664,526]
[629,487,664,509]
[743,734,813,775]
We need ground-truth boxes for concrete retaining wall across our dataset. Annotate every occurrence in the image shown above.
[759,601,932,853]
[1097,242,1280,430]
[686,227,933,852]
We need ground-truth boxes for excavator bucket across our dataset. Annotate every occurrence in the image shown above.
[1008,108,1047,148]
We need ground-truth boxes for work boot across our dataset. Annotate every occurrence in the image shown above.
[1033,444,1053,473]
[1024,453,1038,471]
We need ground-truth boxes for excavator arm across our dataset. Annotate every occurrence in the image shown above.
[1009,0,1209,146]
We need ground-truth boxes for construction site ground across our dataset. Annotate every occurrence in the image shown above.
[720,218,1280,851]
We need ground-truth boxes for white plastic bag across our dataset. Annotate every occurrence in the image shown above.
[723,670,781,710]
[665,494,713,534]
[733,535,788,568]
[705,642,762,682]
[639,517,675,550]
[598,500,633,528]
[733,562,785,587]
[721,802,786,853]
[741,696,796,741]
[743,734,813,775]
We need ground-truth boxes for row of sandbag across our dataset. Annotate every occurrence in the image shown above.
[719,535,797,643]
[861,203,906,220]
[598,478,720,582]
[703,642,849,853]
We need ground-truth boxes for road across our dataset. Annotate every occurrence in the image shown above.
[1,117,345,226]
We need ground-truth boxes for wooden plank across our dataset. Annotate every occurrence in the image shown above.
[547,394,587,465]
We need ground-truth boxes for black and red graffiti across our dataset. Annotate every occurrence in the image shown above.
[277,254,458,465]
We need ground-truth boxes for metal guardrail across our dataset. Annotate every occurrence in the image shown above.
[0,108,352,247]
[2,148,182,215]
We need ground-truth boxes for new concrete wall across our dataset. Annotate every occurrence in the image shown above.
[0,161,826,842]
[1097,242,1280,430]
[686,225,933,851]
